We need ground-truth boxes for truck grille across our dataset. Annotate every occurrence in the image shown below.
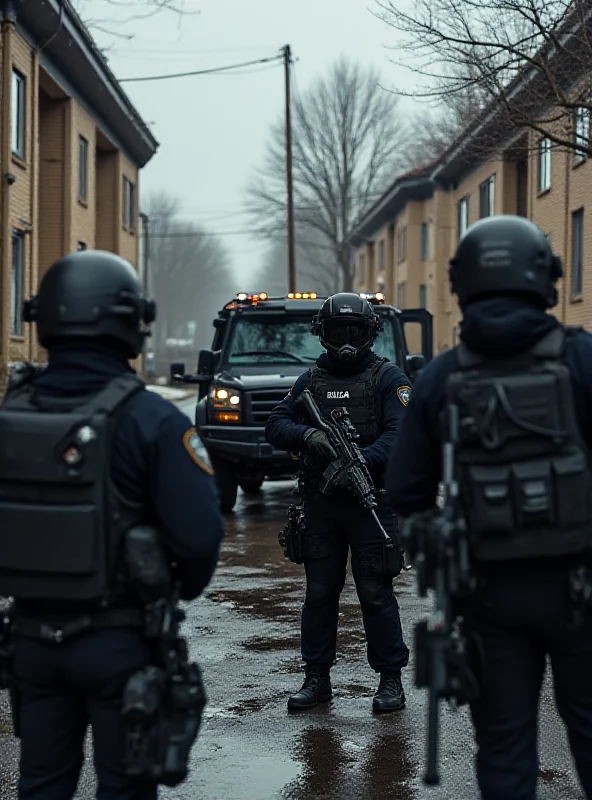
[247,389,288,426]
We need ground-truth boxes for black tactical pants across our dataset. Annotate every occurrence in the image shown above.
[13,628,158,800]
[465,565,592,800]
[300,490,409,674]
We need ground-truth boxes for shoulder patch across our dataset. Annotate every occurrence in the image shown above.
[397,385,412,406]
[183,427,214,475]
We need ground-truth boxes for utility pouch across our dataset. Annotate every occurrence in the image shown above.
[122,645,206,788]
[278,505,306,564]
[382,539,404,578]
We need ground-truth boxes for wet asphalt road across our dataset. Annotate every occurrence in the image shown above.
[0,397,586,799]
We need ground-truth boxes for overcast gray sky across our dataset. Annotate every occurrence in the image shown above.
[84,0,411,292]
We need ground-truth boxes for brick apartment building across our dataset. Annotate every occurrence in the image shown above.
[0,0,158,371]
[351,49,592,354]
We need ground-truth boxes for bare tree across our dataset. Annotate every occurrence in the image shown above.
[145,192,235,370]
[72,0,198,41]
[246,58,409,292]
[375,0,592,158]
[401,65,491,167]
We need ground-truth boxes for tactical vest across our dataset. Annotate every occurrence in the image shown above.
[299,355,386,478]
[0,369,145,603]
[446,326,592,562]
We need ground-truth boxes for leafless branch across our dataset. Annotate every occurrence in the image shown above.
[72,0,199,41]
[245,58,409,292]
[375,0,592,159]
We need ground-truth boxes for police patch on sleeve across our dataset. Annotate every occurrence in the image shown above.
[183,427,214,475]
[397,385,411,406]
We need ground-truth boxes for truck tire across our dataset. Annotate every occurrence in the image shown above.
[239,476,264,494]
[212,457,238,513]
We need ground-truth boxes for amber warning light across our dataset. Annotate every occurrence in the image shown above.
[287,292,318,299]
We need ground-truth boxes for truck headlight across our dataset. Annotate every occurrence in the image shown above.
[210,385,241,409]
[209,385,241,424]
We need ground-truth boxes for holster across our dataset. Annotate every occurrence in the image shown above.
[278,505,306,564]
[382,540,404,578]
[122,638,206,787]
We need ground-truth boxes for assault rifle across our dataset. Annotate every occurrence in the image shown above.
[401,402,478,786]
[296,388,394,549]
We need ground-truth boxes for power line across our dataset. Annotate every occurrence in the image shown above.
[119,54,282,83]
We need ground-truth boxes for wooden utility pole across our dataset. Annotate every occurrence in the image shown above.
[282,44,296,293]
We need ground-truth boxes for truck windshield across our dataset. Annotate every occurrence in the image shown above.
[228,316,321,364]
[227,312,398,365]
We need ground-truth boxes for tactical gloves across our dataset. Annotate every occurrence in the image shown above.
[303,428,337,460]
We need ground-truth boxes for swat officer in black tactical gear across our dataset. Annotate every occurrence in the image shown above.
[0,250,225,800]
[266,292,410,713]
[388,215,592,800]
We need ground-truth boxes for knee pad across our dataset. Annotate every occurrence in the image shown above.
[305,580,337,609]
[357,578,392,614]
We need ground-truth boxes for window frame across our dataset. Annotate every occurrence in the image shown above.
[457,196,469,240]
[571,208,584,298]
[122,176,136,232]
[479,175,495,218]
[419,283,427,308]
[78,135,89,203]
[537,137,552,192]
[11,69,26,161]
[420,222,429,260]
[574,107,590,165]
[11,230,25,336]
[396,280,407,308]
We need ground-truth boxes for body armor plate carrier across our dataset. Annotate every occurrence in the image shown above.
[299,355,386,479]
[446,326,592,561]
[0,370,144,602]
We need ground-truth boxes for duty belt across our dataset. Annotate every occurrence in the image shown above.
[14,608,145,643]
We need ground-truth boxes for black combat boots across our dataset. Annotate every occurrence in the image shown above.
[372,671,406,713]
[287,670,333,711]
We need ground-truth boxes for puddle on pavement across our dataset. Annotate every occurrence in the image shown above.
[280,722,415,800]
[539,768,565,783]
[206,587,298,624]
[226,697,275,716]
[242,634,301,652]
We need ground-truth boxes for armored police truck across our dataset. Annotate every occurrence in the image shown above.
[171,291,433,513]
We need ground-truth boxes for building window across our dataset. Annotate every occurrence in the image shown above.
[457,196,469,239]
[78,136,88,202]
[537,137,552,192]
[11,70,26,160]
[397,226,407,262]
[11,231,25,336]
[419,283,427,308]
[397,281,407,308]
[378,239,385,273]
[479,175,495,218]
[571,208,584,297]
[123,177,136,232]
[420,222,429,260]
[574,107,590,164]
[359,253,365,281]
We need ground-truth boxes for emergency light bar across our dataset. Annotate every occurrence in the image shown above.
[286,292,318,299]
[225,292,269,310]
[360,292,386,305]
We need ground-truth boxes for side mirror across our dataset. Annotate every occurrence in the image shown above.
[406,353,425,378]
[170,362,185,384]
[198,349,217,377]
